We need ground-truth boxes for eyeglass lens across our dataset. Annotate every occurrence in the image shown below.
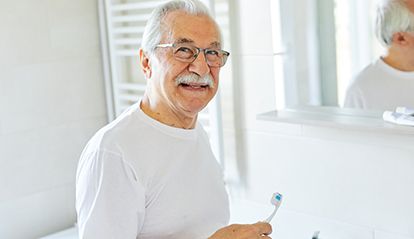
[172,45,229,67]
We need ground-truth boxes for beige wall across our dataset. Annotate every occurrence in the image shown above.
[0,0,107,238]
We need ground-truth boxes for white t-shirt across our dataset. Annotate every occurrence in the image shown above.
[76,103,230,239]
[344,58,414,111]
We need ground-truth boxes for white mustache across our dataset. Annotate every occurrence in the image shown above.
[175,73,214,88]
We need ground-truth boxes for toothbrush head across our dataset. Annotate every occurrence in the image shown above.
[264,192,283,223]
[312,231,320,239]
[270,192,283,206]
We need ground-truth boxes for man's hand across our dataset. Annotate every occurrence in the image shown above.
[208,222,272,239]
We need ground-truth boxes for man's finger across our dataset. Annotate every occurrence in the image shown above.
[253,221,272,235]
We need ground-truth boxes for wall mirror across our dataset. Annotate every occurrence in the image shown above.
[272,0,385,111]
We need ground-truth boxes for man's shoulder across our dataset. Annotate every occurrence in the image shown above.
[350,60,385,87]
[356,62,378,78]
[85,106,146,153]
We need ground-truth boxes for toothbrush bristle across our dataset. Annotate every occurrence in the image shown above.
[270,192,283,205]
[275,194,282,201]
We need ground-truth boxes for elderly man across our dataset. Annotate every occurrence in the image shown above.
[344,0,414,111]
[76,0,272,238]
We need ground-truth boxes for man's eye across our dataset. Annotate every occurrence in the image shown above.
[176,47,194,54]
[206,49,220,56]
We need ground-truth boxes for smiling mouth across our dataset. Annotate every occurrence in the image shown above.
[179,83,210,89]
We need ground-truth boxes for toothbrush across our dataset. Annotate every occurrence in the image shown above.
[264,192,283,223]
[396,107,414,116]
[312,231,320,239]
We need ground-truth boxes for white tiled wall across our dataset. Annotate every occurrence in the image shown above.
[239,55,276,126]
[236,0,274,56]
[0,0,107,238]
[243,129,414,238]
[0,185,77,239]
[375,230,414,239]
[230,199,375,239]
[231,0,277,127]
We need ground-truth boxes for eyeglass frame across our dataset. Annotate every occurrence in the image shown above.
[155,43,230,67]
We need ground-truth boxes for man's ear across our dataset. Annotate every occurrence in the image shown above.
[139,48,152,79]
[392,32,410,46]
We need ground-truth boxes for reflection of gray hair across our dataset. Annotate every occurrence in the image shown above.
[376,0,414,46]
[141,0,216,54]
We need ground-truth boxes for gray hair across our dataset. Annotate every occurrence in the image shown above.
[141,0,217,54]
[376,0,414,46]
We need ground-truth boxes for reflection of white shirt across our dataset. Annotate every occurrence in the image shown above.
[344,58,414,111]
[76,103,229,239]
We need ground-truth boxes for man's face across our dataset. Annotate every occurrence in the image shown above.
[406,0,414,13]
[147,11,222,118]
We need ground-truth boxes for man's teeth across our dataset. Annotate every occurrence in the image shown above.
[180,83,208,88]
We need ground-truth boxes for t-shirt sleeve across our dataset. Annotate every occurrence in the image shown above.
[76,149,145,239]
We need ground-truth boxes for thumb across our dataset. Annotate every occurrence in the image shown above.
[253,221,272,235]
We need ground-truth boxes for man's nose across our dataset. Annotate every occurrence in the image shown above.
[188,52,210,76]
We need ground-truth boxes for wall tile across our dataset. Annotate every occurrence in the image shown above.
[302,125,414,150]
[375,230,414,239]
[273,209,374,239]
[0,0,50,67]
[40,226,78,239]
[46,0,101,60]
[254,119,302,136]
[48,15,100,59]
[0,75,4,136]
[243,131,414,237]
[1,58,106,134]
[45,0,96,24]
[0,117,106,202]
[236,0,274,55]
[0,0,100,68]
[230,199,374,239]
[0,184,76,239]
[238,55,276,128]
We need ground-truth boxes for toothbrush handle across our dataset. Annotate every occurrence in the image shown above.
[264,208,277,223]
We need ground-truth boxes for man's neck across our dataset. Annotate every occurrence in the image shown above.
[140,95,198,129]
[383,47,414,72]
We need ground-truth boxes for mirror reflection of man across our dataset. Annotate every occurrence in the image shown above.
[344,0,414,111]
[75,0,272,238]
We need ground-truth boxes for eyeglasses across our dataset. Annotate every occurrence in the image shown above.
[155,43,230,67]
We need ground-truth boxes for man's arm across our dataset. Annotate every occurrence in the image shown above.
[76,149,145,239]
